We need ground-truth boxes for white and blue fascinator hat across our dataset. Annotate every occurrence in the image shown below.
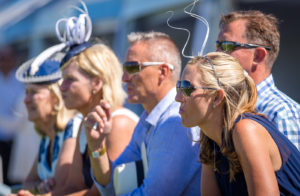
[56,0,92,67]
[16,1,92,84]
[15,52,64,84]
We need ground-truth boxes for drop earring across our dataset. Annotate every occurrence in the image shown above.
[54,104,60,111]
[51,104,60,115]
[92,89,97,95]
[214,142,217,172]
[212,104,216,109]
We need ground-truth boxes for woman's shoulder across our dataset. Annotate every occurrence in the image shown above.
[233,113,271,135]
[110,107,139,133]
[232,115,272,152]
[233,113,293,149]
[112,107,139,123]
[233,117,267,139]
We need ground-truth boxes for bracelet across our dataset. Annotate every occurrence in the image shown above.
[89,147,106,158]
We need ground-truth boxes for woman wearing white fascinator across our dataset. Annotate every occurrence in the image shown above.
[13,50,81,195]
[14,1,138,196]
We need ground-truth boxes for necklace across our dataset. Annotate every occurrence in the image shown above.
[214,142,217,172]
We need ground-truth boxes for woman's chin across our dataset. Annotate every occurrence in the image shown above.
[181,119,196,128]
[65,102,77,110]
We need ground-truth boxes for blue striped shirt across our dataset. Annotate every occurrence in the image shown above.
[256,74,300,150]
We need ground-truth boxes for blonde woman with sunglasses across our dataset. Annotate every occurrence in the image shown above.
[175,52,300,196]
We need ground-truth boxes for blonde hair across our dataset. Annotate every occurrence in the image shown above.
[62,43,126,111]
[34,81,77,136]
[189,52,258,181]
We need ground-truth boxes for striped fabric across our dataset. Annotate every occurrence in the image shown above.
[256,74,300,150]
[37,114,82,180]
[37,132,64,180]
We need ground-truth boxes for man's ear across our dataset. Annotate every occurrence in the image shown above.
[253,47,267,64]
[213,89,225,107]
[158,63,172,80]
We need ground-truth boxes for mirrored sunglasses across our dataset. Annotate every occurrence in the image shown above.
[123,61,174,75]
[176,80,217,97]
[216,40,271,53]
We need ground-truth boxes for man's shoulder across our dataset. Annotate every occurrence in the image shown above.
[257,86,300,121]
[151,101,200,149]
[151,101,182,128]
[160,101,181,120]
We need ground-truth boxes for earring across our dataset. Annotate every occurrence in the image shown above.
[54,104,60,111]
[92,89,97,95]
[51,104,60,115]
[212,104,216,109]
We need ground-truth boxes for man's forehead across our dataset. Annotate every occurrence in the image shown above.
[218,20,247,41]
[125,42,150,61]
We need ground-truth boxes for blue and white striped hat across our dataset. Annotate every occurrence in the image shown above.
[15,52,64,84]
[16,0,92,84]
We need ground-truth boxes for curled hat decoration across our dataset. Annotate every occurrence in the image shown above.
[55,0,92,66]
[166,0,221,88]
[16,0,92,85]
[167,0,210,58]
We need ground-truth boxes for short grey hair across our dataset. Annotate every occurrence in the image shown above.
[128,31,170,44]
[127,31,181,81]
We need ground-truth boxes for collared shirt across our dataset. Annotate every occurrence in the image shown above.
[94,88,202,195]
[256,74,300,150]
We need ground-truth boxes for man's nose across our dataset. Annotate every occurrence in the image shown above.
[122,72,131,83]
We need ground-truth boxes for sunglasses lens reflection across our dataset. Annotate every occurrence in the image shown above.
[221,42,235,52]
[182,81,194,96]
[177,80,194,97]
[123,62,140,74]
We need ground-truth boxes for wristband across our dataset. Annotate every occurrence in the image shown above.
[89,147,106,158]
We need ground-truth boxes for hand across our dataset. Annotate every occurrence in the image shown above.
[6,193,17,196]
[14,190,34,196]
[84,100,112,151]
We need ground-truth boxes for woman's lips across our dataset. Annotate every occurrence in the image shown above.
[126,86,134,96]
[179,107,184,114]
[126,85,133,92]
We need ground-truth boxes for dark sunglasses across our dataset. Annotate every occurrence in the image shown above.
[123,61,174,75]
[216,40,271,52]
[176,80,217,97]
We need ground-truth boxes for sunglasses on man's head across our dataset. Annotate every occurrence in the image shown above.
[216,40,271,53]
[176,80,217,97]
[123,61,174,75]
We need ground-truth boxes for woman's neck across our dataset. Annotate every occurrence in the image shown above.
[80,94,103,117]
[199,109,224,147]
[35,116,57,141]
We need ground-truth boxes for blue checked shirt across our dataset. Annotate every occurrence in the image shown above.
[256,74,300,150]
